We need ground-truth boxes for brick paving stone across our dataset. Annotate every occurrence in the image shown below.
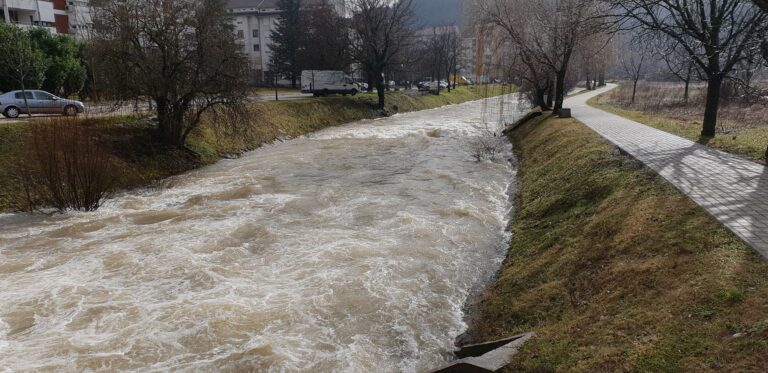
[567,85,768,258]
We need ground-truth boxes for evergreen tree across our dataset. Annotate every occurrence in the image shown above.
[269,0,305,88]
[28,29,87,97]
[300,0,350,71]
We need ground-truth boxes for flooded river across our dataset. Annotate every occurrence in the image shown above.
[0,95,526,372]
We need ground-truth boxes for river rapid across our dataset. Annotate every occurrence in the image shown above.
[0,95,527,372]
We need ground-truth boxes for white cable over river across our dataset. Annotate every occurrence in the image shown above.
[0,94,527,372]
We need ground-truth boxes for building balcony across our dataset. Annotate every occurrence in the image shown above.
[2,0,39,12]
[14,22,56,32]
[1,0,55,23]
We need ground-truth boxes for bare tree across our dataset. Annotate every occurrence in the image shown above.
[508,43,553,110]
[575,32,614,90]
[657,36,700,104]
[90,0,249,146]
[477,0,608,112]
[612,0,768,137]
[301,0,351,71]
[620,36,649,104]
[349,0,416,109]
[425,26,459,94]
[729,50,765,103]
[758,1,768,62]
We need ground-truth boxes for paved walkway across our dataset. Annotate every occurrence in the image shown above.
[567,85,768,258]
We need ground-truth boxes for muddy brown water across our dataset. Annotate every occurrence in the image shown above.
[0,95,527,372]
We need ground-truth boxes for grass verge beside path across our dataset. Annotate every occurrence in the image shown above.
[588,93,768,164]
[467,115,768,372]
[0,85,508,212]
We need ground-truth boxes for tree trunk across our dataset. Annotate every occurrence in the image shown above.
[585,72,592,91]
[375,75,386,109]
[291,72,297,89]
[598,72,605,87]
[631,79,638,104]
[683,79,690,104]
[367,73,374,93]
[546,80,554,109]
[20,83,32,118]
[156,98,186,146]
[554,71,566,112]
[535,88,549,111]
[701,76,722,138]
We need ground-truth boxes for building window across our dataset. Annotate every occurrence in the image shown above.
[252,29,259,38]
[237,30,244,39]
[253,44,260,52]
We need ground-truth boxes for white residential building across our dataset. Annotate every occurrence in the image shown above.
[1,0,56,33]
[1,0,91,37]
[227,0,345,82]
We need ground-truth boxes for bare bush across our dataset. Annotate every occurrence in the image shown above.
[10,118,116,212]
[468,129,507,162]
[602,81,768,132]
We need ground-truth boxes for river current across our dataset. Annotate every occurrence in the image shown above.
[0,94,527,372]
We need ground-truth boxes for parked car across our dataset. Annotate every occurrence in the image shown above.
[0,90,85,118]
[418,81,449,91]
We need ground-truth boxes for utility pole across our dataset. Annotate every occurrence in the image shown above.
[2,1,10,24]
[34,0,42,27]
[274,72,279,101]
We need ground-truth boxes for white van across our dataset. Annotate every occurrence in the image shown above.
[301,71,359,97]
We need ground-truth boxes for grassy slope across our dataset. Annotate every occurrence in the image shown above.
[468,116,768,372]
[588,94,768,164]
[0,86,507,212]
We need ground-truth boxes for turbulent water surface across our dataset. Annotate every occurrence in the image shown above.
[0,95,526,372]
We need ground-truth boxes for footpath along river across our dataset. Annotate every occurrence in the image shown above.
[0,94,528,372]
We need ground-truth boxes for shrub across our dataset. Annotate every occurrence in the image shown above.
[11,118,115,212]
[468,128,507,162]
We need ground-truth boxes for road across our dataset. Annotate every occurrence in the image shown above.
[0,93,316,124]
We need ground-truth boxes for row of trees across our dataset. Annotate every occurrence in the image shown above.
[477,0,768,138]
[0,23,87,98]
[269,0,350,88]
[612,0,768,137]
[477,0,609,112]
[271,0,466,108]
[3,0,431,147]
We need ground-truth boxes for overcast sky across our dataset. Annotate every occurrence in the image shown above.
[411,0,463,27]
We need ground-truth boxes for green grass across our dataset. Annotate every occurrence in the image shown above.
[0,85,510,212]
[588,94,768,163]
[466,115,768,372]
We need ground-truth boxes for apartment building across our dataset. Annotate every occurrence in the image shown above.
[1,0,91,37]
[227,0,345,82]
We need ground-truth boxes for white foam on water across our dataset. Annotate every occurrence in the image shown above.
[0,95,527,372]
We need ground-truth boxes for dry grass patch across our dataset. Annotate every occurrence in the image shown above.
[466,116,768,372]
[590,83,768,163]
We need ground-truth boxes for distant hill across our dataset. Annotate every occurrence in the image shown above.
[411,0,462,27]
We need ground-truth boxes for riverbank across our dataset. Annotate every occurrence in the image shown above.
[465,115,768,371]
[0,86,508,212]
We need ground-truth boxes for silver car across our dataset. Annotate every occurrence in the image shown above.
[0,90,85,118]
